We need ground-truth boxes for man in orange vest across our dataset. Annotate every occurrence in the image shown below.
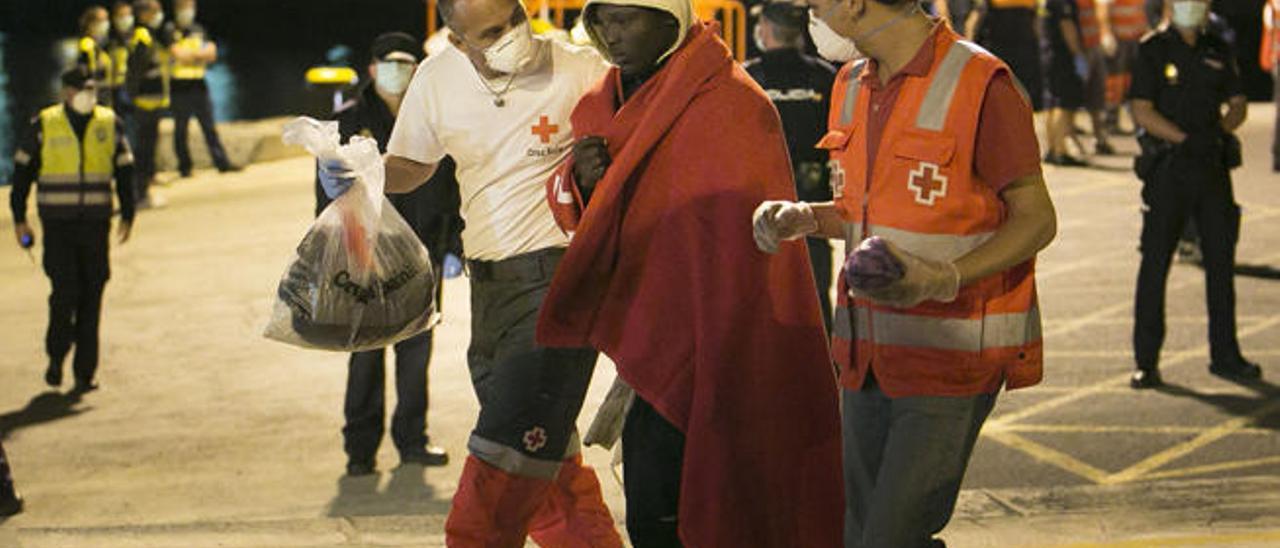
[1264,0,1280,172]
[754,0,1058,545]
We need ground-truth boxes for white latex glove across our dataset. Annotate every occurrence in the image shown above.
[752,201,818,254]
[849,239,960,308]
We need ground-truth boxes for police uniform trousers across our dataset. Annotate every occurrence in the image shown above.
[842,376,996,548]
[342,267,441,465]
[1134,156,1242,368]
[134,107,163,201]
[170,83,230,175]
[42,219,111,384]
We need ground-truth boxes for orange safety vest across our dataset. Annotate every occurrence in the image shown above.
[989,0,1037,9]
[1109,0,1148,41]
[1263,0,1280,72]
[1076,0,1102,49]
[818,26,1043,398]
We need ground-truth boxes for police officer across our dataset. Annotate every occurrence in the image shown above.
[745,0,838,333]
[77,6,115,107]
[128,0,169,208]
[106,1,137,120]
[10,68,137,393]
[1129,0,1260,388]
[967,0,1044,111]
[314,33,463,476]
[163,0,237,177]
[0,442,20,518]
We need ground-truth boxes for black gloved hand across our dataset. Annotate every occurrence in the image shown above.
[1178,131,1222,158]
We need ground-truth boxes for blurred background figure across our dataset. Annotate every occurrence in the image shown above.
[0,442,20,518]
[9,68,136,394]
[312,32,462,476]
[744,0,837,333]
[1128,0,1259,388]
[1077,0,1116,156]
[1043,0,1091,166]
[164,0,238,177]
[106,0,137,133]
[968,0,1045,112]
[76,5,114,107]
[933,0,975,31]
[1264,0,1280,171]
[1102,0,1150,136]
[128,0,171,209]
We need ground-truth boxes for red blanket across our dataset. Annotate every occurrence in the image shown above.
[537,22,842,548]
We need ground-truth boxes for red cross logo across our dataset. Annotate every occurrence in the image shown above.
[531,116,559,144]
[522,426,548,453]
[907,162,948,206]
[829,160,845,199]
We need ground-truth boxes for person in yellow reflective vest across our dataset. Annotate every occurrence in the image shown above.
[76,5,114,107]
[127,0,169,208]
[9,68,137,394]
[162,0,237,177]
[106,2,138,123]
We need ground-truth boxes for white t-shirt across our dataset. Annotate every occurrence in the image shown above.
[388,36,609,261]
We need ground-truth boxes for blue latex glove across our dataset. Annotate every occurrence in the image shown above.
[442,253,463,279]
[318,158,356,199]
[1074,55,1089,82]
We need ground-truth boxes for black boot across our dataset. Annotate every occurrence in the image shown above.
[1130,367,1163,389]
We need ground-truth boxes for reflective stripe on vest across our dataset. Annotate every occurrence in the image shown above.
[917,42,976,131]
[839,60,868,127]
[1109,0,1148,41]
[172,33,208,80]
[833,304,1042,351]
[37,105,117,210]
[1078,0,1101,49]
[989,0,1036,8]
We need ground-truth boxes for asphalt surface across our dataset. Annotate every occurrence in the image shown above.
[0,106,1278,547]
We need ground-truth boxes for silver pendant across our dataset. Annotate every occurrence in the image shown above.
[493,97,505,107]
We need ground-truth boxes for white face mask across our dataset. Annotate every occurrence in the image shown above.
[754,24,768,52]
[484,24,535,74]
[147,12,165,28]
[375,61,415,95]
[808,10,860,63]
[70,90,98,115]
[114,15,135,33]
[176,8,196,26]
[90,21,110,41]
[1171,1,1208,30]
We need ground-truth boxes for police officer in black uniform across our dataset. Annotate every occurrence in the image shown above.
[314,33,464,475]
[1128,0,1260,388]
[10,68,137,393]
[745,0,838,333]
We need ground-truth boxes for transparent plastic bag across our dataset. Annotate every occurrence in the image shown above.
[264,117,438,352]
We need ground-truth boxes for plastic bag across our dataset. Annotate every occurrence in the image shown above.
[264,117,438,352]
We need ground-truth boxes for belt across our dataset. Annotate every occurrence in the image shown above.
[466,247,565,282]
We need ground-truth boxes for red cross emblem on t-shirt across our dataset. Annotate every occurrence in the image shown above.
[531,116,559,144]
[522,426,548,453]
[907,161,948,206]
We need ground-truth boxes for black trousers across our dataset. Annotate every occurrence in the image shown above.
[465,248,598,479]
[134,107,163,201]
[343,330,434,464]
[622,396,686,547]
[171,85,230,174]
[807,237,833,335]
[41,220,110,383]
[0,441,15,501]
[1134,158,1242,368]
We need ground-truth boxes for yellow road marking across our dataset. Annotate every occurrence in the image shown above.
[990,423,1274,437]
[1142,455,1280,482]
[1050,529,1280,547]
[1045,348,1280,359]
[984,431,1110,484]
[1103,397,1280,484]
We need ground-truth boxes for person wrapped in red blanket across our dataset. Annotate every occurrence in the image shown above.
[536,0,842,545]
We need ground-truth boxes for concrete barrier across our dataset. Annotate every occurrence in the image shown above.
[151,115,308,172]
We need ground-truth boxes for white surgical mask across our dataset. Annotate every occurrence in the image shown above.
[808,11,860,63]
[754,24,768,52]
[70,90,97,115]
[90,21,110,41]
[484,24,535,74]
[114,15,135,33]
[1171,1,1208,30]
[375,61,415,95]
[148,12,165,28]
[176,8,195,26]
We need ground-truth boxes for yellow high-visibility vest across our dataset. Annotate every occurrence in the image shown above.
[171,29,208,81]
[37,105,118,210]
[78,36,113,82]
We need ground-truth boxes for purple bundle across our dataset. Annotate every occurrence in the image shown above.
[844,236,905,291]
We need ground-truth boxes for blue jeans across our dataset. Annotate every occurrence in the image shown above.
[842,380,996,548]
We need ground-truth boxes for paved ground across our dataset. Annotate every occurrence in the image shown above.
[0,106,1278,547]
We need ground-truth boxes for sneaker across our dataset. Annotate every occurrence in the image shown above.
[400,445,449,467]
[346,460,375,477]
[218,164,244,174]
[1130,367,1163,389]
[0,492,22,517]
[71,380,99,394]
[1209,359,1262,381]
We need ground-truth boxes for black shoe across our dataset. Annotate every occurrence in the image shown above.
[346,460,375,477]
[401,445,449,467]
[71,380,99,394]
[1209,359,1262,381]
[45,360,63,387]
[179,169,192,178]
[1095,141,1116,156]
[0,493,22,517]
[218,164,243,174]
[1131,368,1163,389]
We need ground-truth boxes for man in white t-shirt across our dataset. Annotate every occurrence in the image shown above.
[318,0,620,544]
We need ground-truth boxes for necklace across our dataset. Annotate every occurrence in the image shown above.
[478,70,518,107]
